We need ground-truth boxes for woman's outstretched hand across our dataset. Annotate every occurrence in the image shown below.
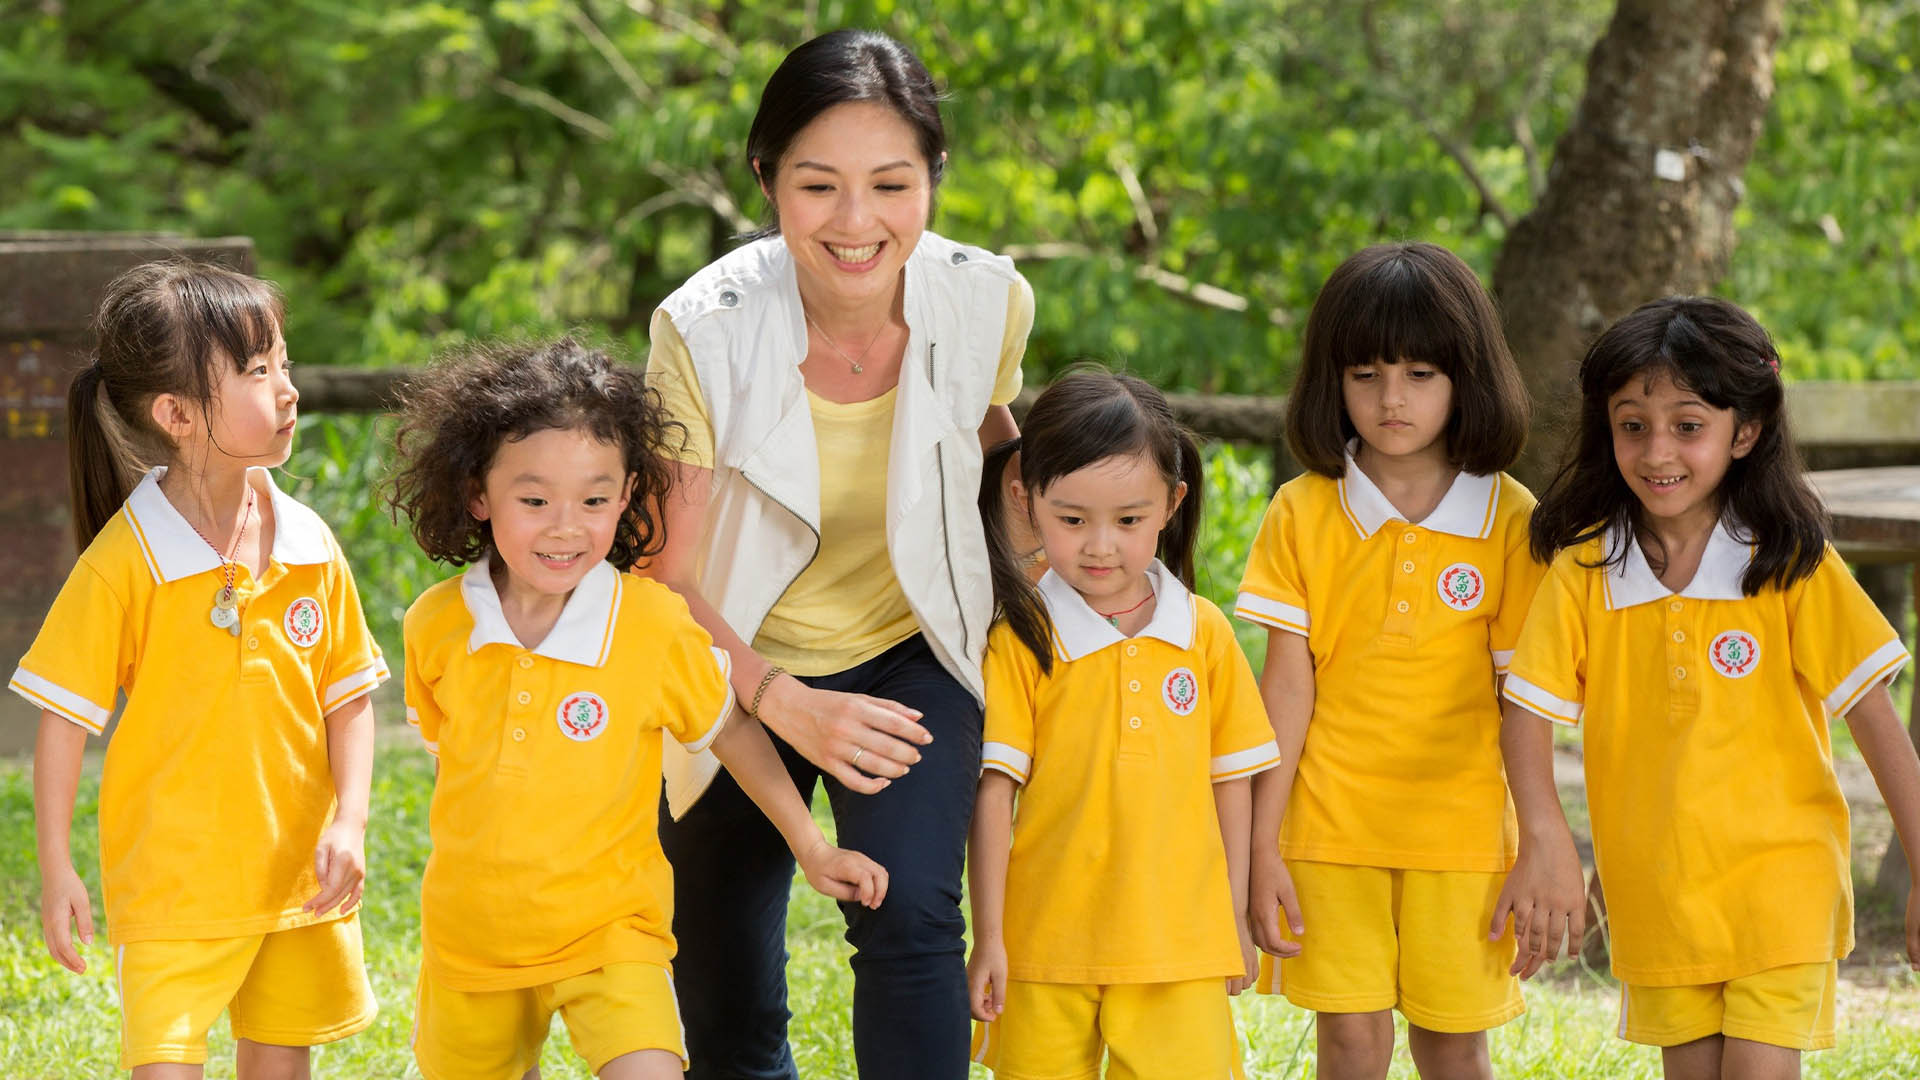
[759,675,931,795]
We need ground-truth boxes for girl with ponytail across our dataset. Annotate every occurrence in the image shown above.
[966,370,1279,1077]
[10,260,386,1074]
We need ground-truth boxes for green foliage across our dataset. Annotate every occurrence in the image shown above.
[3,1,1913,388]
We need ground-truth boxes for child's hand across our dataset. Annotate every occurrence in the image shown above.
[967,937,1008,1021]
[306,820,366,916]
[799,840,888,909]
[39,864,94,974]
[1491,837,1585,979]
[1227,923,1258,996]
[1247,851,1304,958]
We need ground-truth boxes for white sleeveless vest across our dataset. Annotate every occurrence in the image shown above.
[656,231,1018,816]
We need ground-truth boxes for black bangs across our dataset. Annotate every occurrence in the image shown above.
[172,269,285,373]
[1324,255,1468,377]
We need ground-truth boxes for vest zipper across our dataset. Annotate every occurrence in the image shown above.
[929,342,972,659]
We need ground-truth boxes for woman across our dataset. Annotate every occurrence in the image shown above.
[644,29,1034,1080]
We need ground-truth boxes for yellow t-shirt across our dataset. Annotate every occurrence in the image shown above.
[645,275,1032,675]
[1503,522,1909,985]
[8,467,388,944]
[981,561,1281,984]
[1234,459,1542,872]
[404,557,733,992]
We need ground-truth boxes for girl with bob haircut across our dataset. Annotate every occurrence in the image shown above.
[1501,297,1920,1080]
[644,28,1035,1077]
[389,338,888,1080]
[14,260,386,1075]
[1236,242,1546,1080]
[968,370,1280,1078]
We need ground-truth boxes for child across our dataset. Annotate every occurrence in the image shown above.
[1235,242,1541,1079]
[11,261,385,1075]
[965,371,1281,1078]
[388,338,888,1080]
[1501,296,1920,1080]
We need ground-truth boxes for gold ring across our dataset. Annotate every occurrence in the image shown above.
[851,747,865,769]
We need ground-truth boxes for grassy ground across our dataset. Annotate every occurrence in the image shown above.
[2,735,1917,1078]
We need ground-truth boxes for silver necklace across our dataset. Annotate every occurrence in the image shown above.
[182,486,256,636]
[803,309,889,375]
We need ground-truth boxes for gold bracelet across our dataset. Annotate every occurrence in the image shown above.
[749,665,787,719]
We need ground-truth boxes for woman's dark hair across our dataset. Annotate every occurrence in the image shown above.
[1286,242,1530,477]
[980,370,1204,673]
[68,259,284,550]
[388,337,682,572]
[1530,296,1826,594]
[745,29,946,231]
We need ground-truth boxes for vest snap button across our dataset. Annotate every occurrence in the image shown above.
[718,289,740,307]
[950,251,968,264]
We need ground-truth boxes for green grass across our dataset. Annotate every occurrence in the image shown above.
[4,740,1918,1078]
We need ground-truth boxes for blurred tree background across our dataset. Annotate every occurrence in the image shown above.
[5,0,1917,392]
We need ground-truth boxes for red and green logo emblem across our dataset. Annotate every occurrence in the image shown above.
[1162,667,1200,716]
[556,691,609,741]
[1708,630,1760,678]
[283,597,324,647]
[1436,562,1485,612]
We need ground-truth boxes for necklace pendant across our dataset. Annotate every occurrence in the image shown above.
[1104,615,1119,628]
[211,585,239,629]
[851,361,864,375]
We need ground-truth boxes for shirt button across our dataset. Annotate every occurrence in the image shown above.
[1402,560,1415,573]
[246,636,260,650]
[1396,601,1410,613]
[1128,680,1141,692]
[1125,645,1138,657]
[1403,532,1417,544]
[1672,631,1685,643]
[1674,667,1687,680]
[512,728,526,742]
[1128,716,1142,730]
[516,691,532,705]
[1669,601,1683,612]
[518,656,533,669]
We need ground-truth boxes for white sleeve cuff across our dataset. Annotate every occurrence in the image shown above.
[677,646,734,754]
[1233,592,1309,636]
[1824,639,1910,717]
[322,662,388,713]
[9,668,110,734]
[1210,741,1282,782]
[1502,673,1582,727]
[981,741,1031,784]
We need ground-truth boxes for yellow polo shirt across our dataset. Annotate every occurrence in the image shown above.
[404,557,733,992]
[1234,456,1542,872]
[1503,522,1908,985]
[982,560,1281,984]
[645,275,1032,676]
[8,467,387,944]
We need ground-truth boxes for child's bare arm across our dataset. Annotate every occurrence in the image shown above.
[709,712,888,908]
[309,693,375,916]
[34,711,92,973]
[1843,679,1920,970]
[1492,699,1584,977]
[1248,628,1310,955]
[967,771,1017,1021]
[1214,777,1255,993]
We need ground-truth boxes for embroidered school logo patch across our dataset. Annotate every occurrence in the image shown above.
[1162,667,1199,716]
[283,597,324,647]
[1708,630,1761,678]
[1436,563,1485,612]
[556,691,610,741]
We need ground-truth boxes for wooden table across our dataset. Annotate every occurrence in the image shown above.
[1809,466,1920,897]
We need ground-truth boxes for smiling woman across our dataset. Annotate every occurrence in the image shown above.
[637,28,1035,1080]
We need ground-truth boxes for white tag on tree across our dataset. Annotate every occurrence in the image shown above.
[1654,148,1688,182]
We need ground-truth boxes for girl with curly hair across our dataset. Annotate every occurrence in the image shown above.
[389,337,888,1080]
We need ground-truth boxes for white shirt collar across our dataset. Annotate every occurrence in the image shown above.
[462,554,624,667]
[1603,518,1753,610]
[1037,558,1195,662]
[1335,443,1500,541]
[123,466,334,583]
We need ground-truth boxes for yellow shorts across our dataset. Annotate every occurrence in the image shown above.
[412,961,687,1080]
[1618,962,1837,1051]
[1255,861,1523,1033]
[969,978,1246,1080]
[113,913,374,1069]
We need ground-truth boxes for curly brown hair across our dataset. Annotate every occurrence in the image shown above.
[388,337,682,571]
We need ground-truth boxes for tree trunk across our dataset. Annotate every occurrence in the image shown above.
[1493,0,1786,485]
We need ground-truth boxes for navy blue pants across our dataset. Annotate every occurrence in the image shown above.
[659,634,982,1080]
